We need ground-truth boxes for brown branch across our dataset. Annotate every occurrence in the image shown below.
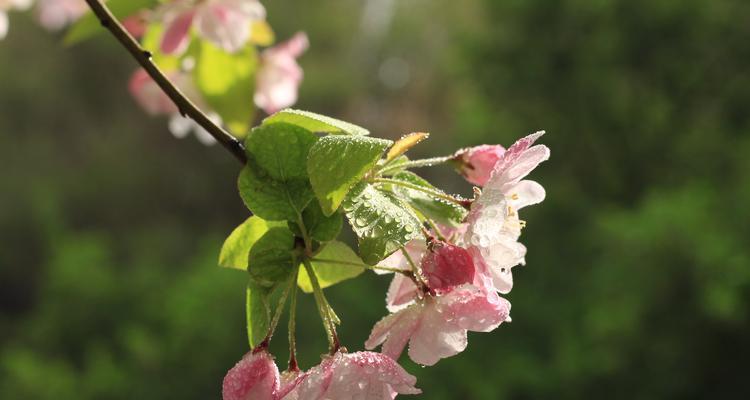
[84,0,248,164]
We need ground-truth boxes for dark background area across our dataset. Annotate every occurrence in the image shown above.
[2,0,750,398]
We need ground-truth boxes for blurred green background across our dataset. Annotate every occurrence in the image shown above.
[2,0,750,398]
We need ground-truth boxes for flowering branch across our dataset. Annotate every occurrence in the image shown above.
[83,0,247,164]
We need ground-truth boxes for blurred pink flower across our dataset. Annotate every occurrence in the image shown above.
[128,68,180,116]
[128,68,218,145]
[366,281,510,366]
[222,350,280,400]
[454,144,506,186]
[159,0,266,55]
[122,11,149,39]
[0,0,33,39]
[464,131,549,293]
[35,0,88,31]
[291,351,420,399]
[254,32,309,114]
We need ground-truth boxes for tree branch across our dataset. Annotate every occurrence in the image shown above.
[83,0,247,164]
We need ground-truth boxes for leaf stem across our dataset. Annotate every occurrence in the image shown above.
[83,0,247,164]
[379,156,453,175]
[256,271,295,352]
[302,259,340,353]
[373,177,467,207]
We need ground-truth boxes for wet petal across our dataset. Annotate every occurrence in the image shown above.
[222,350,280,400]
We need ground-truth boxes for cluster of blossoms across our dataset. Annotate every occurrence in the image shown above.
[128,0,309,144]
[2,0,308,144]
[221,132,550,399]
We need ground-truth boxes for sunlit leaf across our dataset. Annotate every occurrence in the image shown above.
[297,241,365,293]
[343,181,422,264]
[218,216,284,270]
[264,109,369,136]
[238,158,314,221]
[307,135,392,216]
[245,123,318,181]
[195,41,257,137]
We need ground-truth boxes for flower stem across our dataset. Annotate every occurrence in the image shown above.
[373,177,467,207]
[82,0,247,164]
[302,259,340,353]
[401,246,428,291]
[287,268,299,372]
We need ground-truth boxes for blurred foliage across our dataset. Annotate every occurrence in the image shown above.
[2,0,750,398]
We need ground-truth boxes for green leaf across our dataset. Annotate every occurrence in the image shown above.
[247,227,296,288]
[342,182,422,264]
[64,0,157,45]
[195,41,257,137]
[218,216,284,270]
[307,135,392,215]
[246,283,271,347]
[238,159,314,221]
[264,109,369,136]
[301,201,343,242]
[245,123,318,181]
[298,241,365,293]
[391,171,468,227]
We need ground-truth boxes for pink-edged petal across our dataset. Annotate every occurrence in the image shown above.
[366,304,422,362]
[277,369,305,400]
[497,145,550,192]
[470,238,526,294]
[254,32,310,114]
[161,9,194,55]
[506,180,546,210]
[195,3,250,53]
[438,284,511,332]
[408,301,468,366]
[385,273,419,311]
[296,352,420,399]
[222,350,280,400]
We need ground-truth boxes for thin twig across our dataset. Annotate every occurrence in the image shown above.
[83,0,247,164]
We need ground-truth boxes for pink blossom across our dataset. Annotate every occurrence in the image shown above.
[0,0,33,40]
[454,144,506,186]
[464,131,549,293]
[122,12,149,39]
[128,68,179,116]
[159,0,266,55]
[35,0,88,31]
[421,241,475,293]
[222,350,280,400]
[366,282,511,366]
[128,68,218,145]
[291,351,420,399]
[254,32,309,114]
